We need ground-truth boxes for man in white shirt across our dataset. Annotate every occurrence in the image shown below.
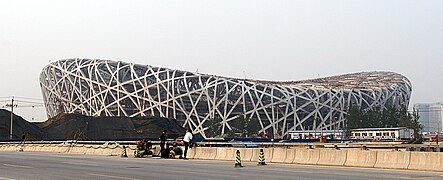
[183,129,193,159]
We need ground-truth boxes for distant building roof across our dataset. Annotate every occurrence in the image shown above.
[351,127,409,131]
[288,130,344,133]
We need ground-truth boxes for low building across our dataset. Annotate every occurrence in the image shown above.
[288,130,345,140]
[349,127,414,141]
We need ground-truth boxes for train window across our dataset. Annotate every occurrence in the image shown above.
[376,133,381,136]
[362,133,367,136]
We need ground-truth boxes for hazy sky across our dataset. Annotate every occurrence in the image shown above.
[1,0,442,121]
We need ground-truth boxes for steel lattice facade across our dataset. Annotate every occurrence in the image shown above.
[40,59,412,138]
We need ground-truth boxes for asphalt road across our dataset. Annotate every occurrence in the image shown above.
[0,152,442,180]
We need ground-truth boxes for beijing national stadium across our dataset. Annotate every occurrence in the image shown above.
[39,59,412,138]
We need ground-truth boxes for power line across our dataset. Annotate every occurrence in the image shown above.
[14,96,43,100]
[0,97,13,100]
[14,100,44,104]
[15,105,45,108]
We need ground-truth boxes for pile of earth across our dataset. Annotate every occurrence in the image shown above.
[0,109,185,141]
[0,109,45,140]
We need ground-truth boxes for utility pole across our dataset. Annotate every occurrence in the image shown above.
[6,97,17,140]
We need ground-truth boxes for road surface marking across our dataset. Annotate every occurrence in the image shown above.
[88,173,140,180]
[0,177,15,180]
[62,161,99,166]
[159,168,240,178]
[3,164,33,169]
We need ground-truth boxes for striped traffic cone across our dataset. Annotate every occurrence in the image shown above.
[234,150,243,168]
[134,148,141,158]
[257,149,267,166]
[121,145,128,158]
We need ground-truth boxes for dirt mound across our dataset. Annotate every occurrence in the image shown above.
[34,113,185,140]
[0,109,45,140]
[0,109,185,141]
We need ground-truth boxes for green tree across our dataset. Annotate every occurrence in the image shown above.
[228,114,261,137]
[230,115,247,137]
[244,118,261,137]
[345,106,364,130]
[346,104,422,138]
[399,108,422,138]
[203,117,222,138]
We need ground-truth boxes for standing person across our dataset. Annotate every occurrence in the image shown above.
[160,130,167,155]
[183,129,193,160]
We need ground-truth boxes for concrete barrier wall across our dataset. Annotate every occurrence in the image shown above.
[49,145,57,153]
[40,145,48,152]
[69,145,87,154]
[22,145,34,152]
[194,147,217,160]
[374,151,410,169]
[209,148,257,162]
[193,147,204,159]
[2,145,8,151]
[97,146,107,155]
[85,146,96,155]
[75,145,86,154]
[3,144,443,172]
[91,146,101,155]
[344,150,376,168]
[8,145,15,151]
[293,148,320,165]
[34,145,42,152]
[221,148,235,161]
[110,146,122,156]
[33,145,41,152]
[271,148,287,163]
[0,144,131,156]
[284,149,296,164]
[127,146,136,157]
[51,145,59,153]
[196,148,253,162]
[408,152,443,172]
[58,145,70,153]
[317,149,347,166]
[215,147,228,160]
[240,148,254,162]
[186,147,196,159]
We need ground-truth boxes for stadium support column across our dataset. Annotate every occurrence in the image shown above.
[275,105,280,139]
